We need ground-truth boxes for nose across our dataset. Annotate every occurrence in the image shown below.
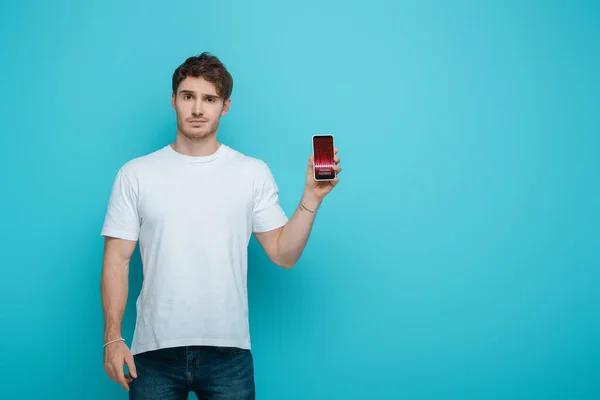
[192,99,203,116]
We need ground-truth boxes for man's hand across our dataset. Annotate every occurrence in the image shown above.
[305,148,342,201]
[255,148,342,268]
[103,341,137,391]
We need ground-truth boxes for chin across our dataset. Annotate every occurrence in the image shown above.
[177,120,219,140]
[183,133,208,140]
[182,129,214,140]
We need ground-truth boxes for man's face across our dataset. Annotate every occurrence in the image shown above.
[172,76,230,141]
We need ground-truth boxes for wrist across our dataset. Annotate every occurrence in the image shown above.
[301,191,322,211]
[104,330,122,343]
[103,337,125,348]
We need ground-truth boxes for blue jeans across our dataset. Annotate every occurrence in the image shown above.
[129,346,255,400]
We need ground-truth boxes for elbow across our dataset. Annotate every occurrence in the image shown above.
[274,257,296,270]
[279,262,295,270]
[272,236,297,269]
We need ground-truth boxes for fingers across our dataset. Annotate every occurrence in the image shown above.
[125,352,138,379]
[104,343,137,392]
[307,151,342,184]
[111,362,130,391]
[120,379,130,392]
[330,177,340,187]
[307,156,314,180]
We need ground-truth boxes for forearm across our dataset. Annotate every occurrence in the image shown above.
[276,191,323,268]
[101,257,129,342]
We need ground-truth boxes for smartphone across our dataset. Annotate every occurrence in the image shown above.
[312,134,336,181]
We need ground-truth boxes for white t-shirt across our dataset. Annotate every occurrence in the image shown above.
[100,143,288,355]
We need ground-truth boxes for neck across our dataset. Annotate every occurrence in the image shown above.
[171,132,221,157]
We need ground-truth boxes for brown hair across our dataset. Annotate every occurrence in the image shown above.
[172,52,233,100]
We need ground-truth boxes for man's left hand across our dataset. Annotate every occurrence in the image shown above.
[304,148,342,201]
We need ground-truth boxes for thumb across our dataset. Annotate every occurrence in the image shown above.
[125,353,137,378]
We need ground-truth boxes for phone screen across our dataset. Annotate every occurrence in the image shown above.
[313,135,335,180]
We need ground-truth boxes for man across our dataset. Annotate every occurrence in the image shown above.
[100,52,342,399]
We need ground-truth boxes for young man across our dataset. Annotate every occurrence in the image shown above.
[100,53,342,399]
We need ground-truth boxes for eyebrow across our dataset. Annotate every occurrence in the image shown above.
[178,90,219,98]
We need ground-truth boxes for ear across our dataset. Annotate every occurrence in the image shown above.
[171,93,176,110]
[221,98,231,116]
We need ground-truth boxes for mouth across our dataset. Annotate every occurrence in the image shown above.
[188,119,208,126]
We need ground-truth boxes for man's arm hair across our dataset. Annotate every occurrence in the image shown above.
[101,237,137,342]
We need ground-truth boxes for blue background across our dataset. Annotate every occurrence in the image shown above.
[1,0,599,398]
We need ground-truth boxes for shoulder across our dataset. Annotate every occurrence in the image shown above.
[223,146,281,193]
[223,145,272,176]
[115,146,171,178]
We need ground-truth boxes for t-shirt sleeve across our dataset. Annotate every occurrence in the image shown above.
[252,162,288,233]
[100,167,141,241]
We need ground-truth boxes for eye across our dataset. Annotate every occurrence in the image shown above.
[183,94,192,100]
